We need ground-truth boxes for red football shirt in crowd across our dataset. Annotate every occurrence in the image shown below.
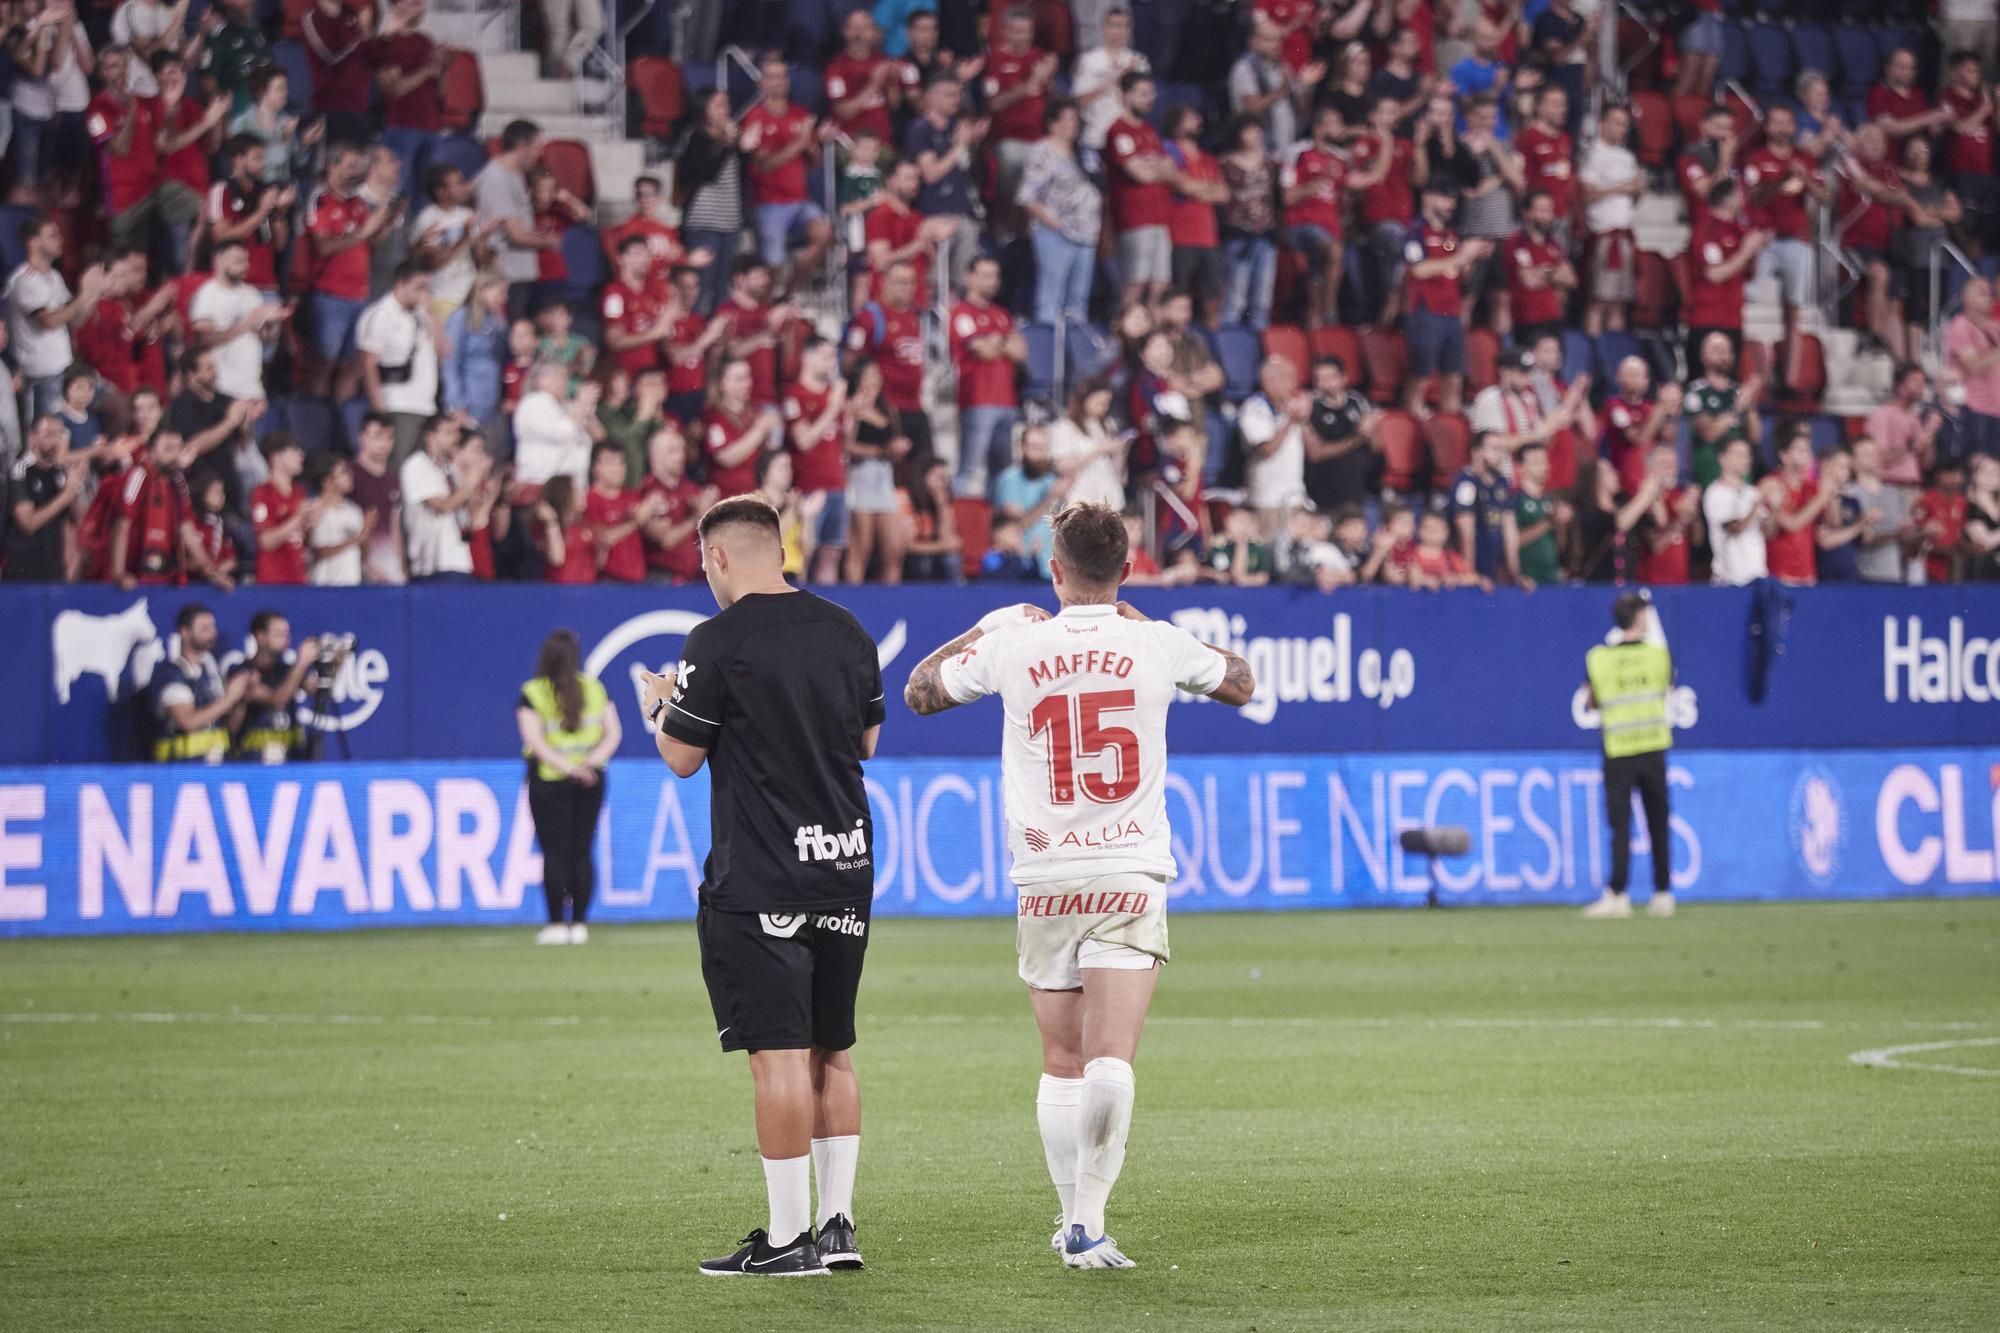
[542,519,599,583]
[157,96,212,193]
[1403,222,1464,316]
[1842,155,1900,251]
[701,404,768,497]
[207,180,280,289]
[1599,394,1653,494]
[601,279,665,375]
[87,92,160,214]
[948,299,1017,409]
[846,301,924,412]
[1945,87,1993,178]
[1282,144,1345,236]
[740,101,815,205]
[303,0,371,114]
[1506,230,1567,327]
[781,379,848,493]
[825,55,895,141]
[1914,487,1968,583]
[640,472,704,579]
[1688,214,1748,330]
[306,188,373,300]
[1742,145,1814,239]
[1254,0,1314,71]
[1866,82,1930,126]
[1516,124,1574,215]
[78,297,142,395]
[251,481,308,585]
[1765,473,1818,583]
[663,311,710,400]
[715,296,783,405]
[1635,489,1694,585]
[1166,145,1221,248]
[599,215,687,292]
[984,47,1048,142]
[1106,116,1173,231]
[863,200,930,306]
[371,32,443,130]
[584,487,646,582]
[1352,134,1415,225]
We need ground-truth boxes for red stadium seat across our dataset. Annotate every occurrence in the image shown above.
[439,51,483,134]
[1631,92,1676,168]
[1465,328,1500,395]
[954,498,991,580]
[1359,327,1407,406]
[1775,333,1826,413]
[1425,412,1472,491]
[1377,410,1426,493]
[1671,93,1713,151]
[1619,16,1664,91]
[630,56,687,138]
[1634,250,1677,328]
[1274,247,1309,324]
[1738,339,1772,387]
[541,139,597,207]
[1262,324,1310,386]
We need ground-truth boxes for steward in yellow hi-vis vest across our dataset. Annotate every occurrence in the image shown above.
[515,629,622,944]
[1581,591,1676,919]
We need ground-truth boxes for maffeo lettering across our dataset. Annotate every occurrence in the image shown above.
[1883,616,2000,704]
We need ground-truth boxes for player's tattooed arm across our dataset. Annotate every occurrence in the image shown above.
[903,628,982,716]
[1206,645,1256,708]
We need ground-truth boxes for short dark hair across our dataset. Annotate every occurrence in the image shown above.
[618,234,650,257]
[305,452,346,490]
[360,411,395,435]
[500,119,541,152]
[591,439,625,469]
[1314,353,1347,375]
[730,253,767,280]
[259,430,302,462]
[1707,178,1738,208]
[1523,187,1553,211]
[635,174,663,193]
[249,609,287,637]
[1612,591,1652,631]
[175,602,213,633]
[1517,441,1548,463]
[393,260,426,287]
[699,494,783,542]
[1118,69,1153,95]
[223,133,262,166]
[424,163,461,199]
[211,236,247,255]
[61,364,93,390]
[1050,502,1129,587]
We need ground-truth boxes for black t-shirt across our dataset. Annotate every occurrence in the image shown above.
[1368,69,1423,136]
[3,460,67,581]
[168,390,239,508]
[663,590,887,913]
[1306,389,1372,512]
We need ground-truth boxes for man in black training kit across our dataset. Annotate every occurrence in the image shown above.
[638,496,885,1278]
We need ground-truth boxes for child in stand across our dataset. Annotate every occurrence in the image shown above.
[1377,501,1418,586]
[980,516,1039,580]
[1409,507,1488,590]
[250,433,315,586]
[838,128,886,313]
[534,299,596,387]
[529,166,594,303]
[192,476,238,585]
[468,464,510,581]
[305,453,372,586]
[501,319,540,414]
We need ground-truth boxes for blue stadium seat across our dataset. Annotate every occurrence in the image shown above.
[682,59,720,105]
[555,224,606,304]
[1806,414,1843,455]
[1024,323,1059,400]
[789,65,826,116]
[1845,98,1869,132]
[284,396,340,457]
[1832,27,1877,98]
[1561,330,1593,386]
[1718,23,1752,87]
[1747,23,1794,98]
[1066,322,1119,382]
[419,134,488,186]
[1156,82,1208,126]
[1212,325,1261,403]
[1718,0,1748,16]
[0,202,32,274]
[1594,330,1641,386]
[785,0,831,61]
[1875,27,1922,66]
[268,40,314,120]
[1790,24,1834,86]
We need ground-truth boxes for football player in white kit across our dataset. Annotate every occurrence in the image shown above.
[904,503,1255,1269]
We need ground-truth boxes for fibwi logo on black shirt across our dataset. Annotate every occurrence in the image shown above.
[794,820,869,864]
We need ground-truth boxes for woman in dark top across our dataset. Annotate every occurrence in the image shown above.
[1894,136,1961,362]
[842,357,910,583]
[1318,43,1373,136]
[677,88,749,314]
[1412,93,1478,195]
[1564,458,1639,583]
[900,457,963,583]
[1219,115,1278,328]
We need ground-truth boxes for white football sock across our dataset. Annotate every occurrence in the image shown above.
[1036,1074,1084,1221]
[811,1135,859,1228]
[762,1154,812,1246]
[1071,1056,1135,1238]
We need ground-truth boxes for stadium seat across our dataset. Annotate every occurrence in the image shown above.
[1672,93,1714,150]
[1618,16,1663,92]
[1790,25,1834,87]
[1775,333,1827,413]
[1718,23,1752,87]
[1595,330,1640,385]
[1213,325,1261,403]
[1747,23,1793,98]
[554,224,606,304]
[1376,410,1426,493]
[1358,328,1407,406]
[269,40,314,120]
[785,0,831,61]
[541,140,597,206]
[790,65,827,116]
[429,51,482,136]
[1066,322,1118,382]
[1023,322,1058,400]
[1156,82,1208,127]
[1806,414,1843,454]
[1311,326,1363,389]
[1262,324,1310,386]
[1424,413,1471,491]
[1634,250,1678,328]
[1561,329,1594,385]
[1465,328,1500,394]
[1720,87,1760,141]
[1875,28,1921,68]
[1629,91,1676,168]
[0,202,31,274]
[953,498,991,580]
[419,134,488,186]
[682,58,720,106]
[1832,28,1876,98]
[1739,339,1772,386]
[629,56,687,138]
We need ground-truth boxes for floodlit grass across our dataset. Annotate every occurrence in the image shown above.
[2,901,1996,1330]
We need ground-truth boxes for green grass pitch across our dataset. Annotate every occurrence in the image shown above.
[3,901,1996,1331]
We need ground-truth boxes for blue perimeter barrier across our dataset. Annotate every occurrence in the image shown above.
[1,748,1994,937]
[5,583,1999,765]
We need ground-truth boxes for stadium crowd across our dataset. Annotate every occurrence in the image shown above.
[2,0,2000,592]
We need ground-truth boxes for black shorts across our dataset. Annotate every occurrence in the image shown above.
[697,902,871,1053]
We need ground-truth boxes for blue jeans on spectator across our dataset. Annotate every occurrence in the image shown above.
[1032,224,1094,326]
[1367,220,1409,323]
[378,127,439,197]
[23,371,62,418]
[1222,232,1275,328]
[955,405,1018,498]
[12,112,44,189]
[310,293,366,361]
[683,227,738,315]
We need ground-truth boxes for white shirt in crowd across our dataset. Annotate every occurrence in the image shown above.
[1048,417,1126,510]
[4,263,72,378]
[399,449,473,577]
[49,26,90,112]
[1703,476,1768,586]
[1237,391,1307,511]
[410,202,478,309]
[1071,45,1149,150]
[187,276,268,401]
[309,498,365,586]
[511,390,591,487]
[938,603,1228,885]
[355,293,440,416]
[110,0,176,96]
[1579,139,1640,236]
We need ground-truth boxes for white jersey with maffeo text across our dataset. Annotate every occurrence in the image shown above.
[939,604,1227,885]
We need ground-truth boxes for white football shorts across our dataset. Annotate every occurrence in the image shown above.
[1015,872,1170,991]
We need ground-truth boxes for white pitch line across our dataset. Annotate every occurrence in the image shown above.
[1847,1036,2000,1078]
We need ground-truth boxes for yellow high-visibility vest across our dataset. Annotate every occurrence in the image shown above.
[520,675,608,781]
[1586,640,1673,759]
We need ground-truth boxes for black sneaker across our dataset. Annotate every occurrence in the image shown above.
[816,1214,863,1270]
[697,1228,828,1277]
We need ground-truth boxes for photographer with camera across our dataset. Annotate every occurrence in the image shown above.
[227,609,352,763]
[149,603,251,764]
